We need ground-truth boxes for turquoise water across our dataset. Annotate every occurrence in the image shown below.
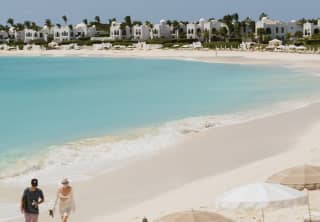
[0,56,320,178]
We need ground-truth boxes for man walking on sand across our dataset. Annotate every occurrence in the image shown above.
[21,178,44,222]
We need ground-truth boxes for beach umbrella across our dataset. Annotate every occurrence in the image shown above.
[216,182,307,222]
[267,164,320,221]
[153,210,234,222]
[267,165,320,190]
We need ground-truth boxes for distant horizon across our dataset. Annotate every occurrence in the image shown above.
[0,0,319,25]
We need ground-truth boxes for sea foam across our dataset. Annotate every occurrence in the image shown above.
[0,98,315,187]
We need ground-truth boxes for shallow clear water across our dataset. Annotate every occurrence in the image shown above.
[0,56,320,180]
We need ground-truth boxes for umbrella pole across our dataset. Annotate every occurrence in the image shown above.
[307,190,312,222]
[261,209,265,222]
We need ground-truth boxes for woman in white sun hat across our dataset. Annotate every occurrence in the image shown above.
[50,178,76,222]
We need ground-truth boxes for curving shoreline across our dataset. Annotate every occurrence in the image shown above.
[0,49,320,69]
[1,50,320,222]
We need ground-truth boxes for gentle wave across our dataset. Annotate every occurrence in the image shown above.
[0,98,317,186]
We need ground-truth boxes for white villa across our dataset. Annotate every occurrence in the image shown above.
[187,18,227,40]
[204,19,228,39]
[13,30,25,42]
[287,20,303,36]
[132,24,150,41]
[151,20,171,39]
[303,20,320,37]
[40,25,54,42]
[74,23,96,38]
[24,29,41,42]
[0,30,8,42]
[187,18,205,39]
[170,22,187,39]
[53,25,74,42]
[256,17,288,40]
[110,21,131,40]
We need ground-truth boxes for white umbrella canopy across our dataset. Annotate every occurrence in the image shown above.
[216,183,307,222]
[216,182,307,209]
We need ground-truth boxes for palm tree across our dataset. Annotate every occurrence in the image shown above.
[7,18,14,26]
[124,16,132,27]
[108,18,116,25]
[219,27,228,40]
[145,21,153,28]
[259,12,268,20]
[62,15,68,25]
[172,20,180,39]
[45,19,52,29]
[56,23,61,28]
[196,28,202,40]
[24,20,31,29]
[120,23,127,36]
[203,30,210,42]
[232,13,239,22]
[221,14,234,36]
[15,23,24,31]
[132,21,142,26]
[44,19,53,41]
[94,16,100,24]
[83,19,88,25]
[31,22,39,31]
[231,13,240,38]
[256,28,265,43]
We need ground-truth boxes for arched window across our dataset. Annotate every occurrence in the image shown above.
[275,27,279,33]
[314,28,320,34]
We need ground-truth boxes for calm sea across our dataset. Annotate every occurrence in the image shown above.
[0,56,319,183]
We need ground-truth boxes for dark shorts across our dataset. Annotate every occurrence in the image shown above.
[24,213,39,222]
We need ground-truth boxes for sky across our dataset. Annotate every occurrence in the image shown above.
[0,0,319,25]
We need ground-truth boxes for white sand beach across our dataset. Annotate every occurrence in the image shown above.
[1,50,320,222]
[1,49,320,73]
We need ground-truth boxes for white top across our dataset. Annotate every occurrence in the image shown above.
[52,187,76,212]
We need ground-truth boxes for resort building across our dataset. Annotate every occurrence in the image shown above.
[186,18,206,40]
[151,20,171,39]
[74,23,97,38]
[132,24,150,41]
[53,25,74,42]
[170,22,187,39]
[0,30,8,42]
[24,29,43,43]
[110,21,131,40]
[303,20,320,37]
[14,30,25,42]
[239,22,255,36]
[187,18,227,40]
[40,25,54,42]
[287,20,303,36]
[7,27,25,41]
[204,19,228,40]
[256,17,287,40]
